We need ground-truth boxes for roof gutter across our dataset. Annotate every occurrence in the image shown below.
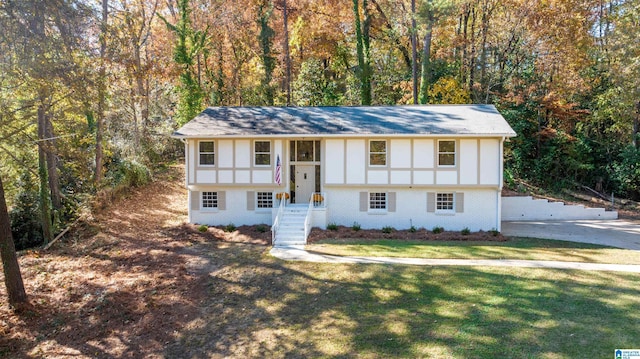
[171,132,517,139]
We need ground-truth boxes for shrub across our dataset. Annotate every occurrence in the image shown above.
[432,226,444,234]
[327,222,338,231]
[224,223,237,232]
[408,225,417,233]
[197,224,208,233]
[9,172,44,250]
[256,224,268,233]
[489,228,500,236]
[461,227,471,235]
[382,226,395,234]
[351,222,361,231]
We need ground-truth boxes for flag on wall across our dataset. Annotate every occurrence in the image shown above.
[275,154,282,185]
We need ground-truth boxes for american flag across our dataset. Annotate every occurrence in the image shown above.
[275,154,281,185]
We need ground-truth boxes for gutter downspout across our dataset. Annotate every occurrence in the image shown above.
[497,136,505,232]
[179,138,191,223]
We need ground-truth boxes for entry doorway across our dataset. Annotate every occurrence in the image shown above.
[295,165,315,203]
[290,140,321,204]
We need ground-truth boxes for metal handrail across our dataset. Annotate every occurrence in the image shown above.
[312,192,326,208]
[271,196,286,245]
[303,196,314,242]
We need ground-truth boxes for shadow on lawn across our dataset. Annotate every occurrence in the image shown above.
[164,242,640,358]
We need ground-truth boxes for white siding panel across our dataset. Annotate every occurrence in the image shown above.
[188,140,195,183]
[459,139,478,185]
[326,139,345,184]
[346,139,365,184]
[235,140,250,168]
[390,139,411,168]
[218,170,233,183]
[326,187,499,231]
[252,170,273,184]
[436,171,457,185]
[197,170,216,184]
[390,171,411,184]
[413,139,434,168]
[367,171,388,184]
[480,139,500,185]
[413,171,434,185]
[218,140,234,168]
[235,170,250,183]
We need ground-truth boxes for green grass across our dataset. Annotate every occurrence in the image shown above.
[307,237,640,264]
[175,242,640,358]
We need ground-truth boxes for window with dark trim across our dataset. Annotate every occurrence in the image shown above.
[254,141,271,166]
[369,140,387,166]
[369,192,387,210]
[438,140,455,166]
[257,192,273,208]
[436,193,454,211]
[202,191,218,208]
[199,141,215,166]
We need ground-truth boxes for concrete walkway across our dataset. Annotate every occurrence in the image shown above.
[271,219,640,272]
[270,246,640,273]
[502,219,640,250]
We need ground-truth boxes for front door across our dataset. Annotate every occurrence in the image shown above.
[294,165,315,203]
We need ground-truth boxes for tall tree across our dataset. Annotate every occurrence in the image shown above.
[160,0,206,126]
[353,0,372,105]
[0,175,29,308]
[257,0,276,105]
[95,0,108,183]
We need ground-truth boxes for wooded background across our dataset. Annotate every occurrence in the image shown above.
[1,0,639,250]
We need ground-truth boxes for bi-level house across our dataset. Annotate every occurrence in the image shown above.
[172,105,517,246]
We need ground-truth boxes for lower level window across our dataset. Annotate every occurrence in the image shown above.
[257,192,273,208]
[369,192,387,210]
[202,192,218,208]
[436,193,454,211]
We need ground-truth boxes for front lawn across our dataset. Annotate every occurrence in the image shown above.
[306,237,640,264]
[173,243,640,358]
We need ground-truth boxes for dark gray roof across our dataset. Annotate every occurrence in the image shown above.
[172,105,516,138]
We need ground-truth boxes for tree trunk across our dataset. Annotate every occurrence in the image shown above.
[362,0,372,105]
[418,19,433,104]
[283,0,291,106]
[43,111,61,210]
[411,0,418,104]
[0,175,29,308]
[468,5,477,96]
[37,106,53,243]
[95,0,107,184]
[634,101,640,149]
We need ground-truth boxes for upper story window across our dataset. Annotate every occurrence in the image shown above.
[369,192,387,210]
[436,193,455,211]
[438,140,456,166]
[257,192,273,209]
[199,141,215,166]
[202,191,218,209]
[369,140,387,166]
[255,141,271,166]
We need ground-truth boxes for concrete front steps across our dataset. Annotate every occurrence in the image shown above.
[274,204,308,247]
[502,196,618,221]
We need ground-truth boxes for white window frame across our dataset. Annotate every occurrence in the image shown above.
[254,140,271,166]
[198,141,215,166]
[201,191,218,210]
[437,140,456,167]
[369,140,387,167]
[369,192,387,212]
[436,192,455,213]
[256,191,273,210]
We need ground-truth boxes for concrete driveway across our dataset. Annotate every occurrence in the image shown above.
[501,220,640,250]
